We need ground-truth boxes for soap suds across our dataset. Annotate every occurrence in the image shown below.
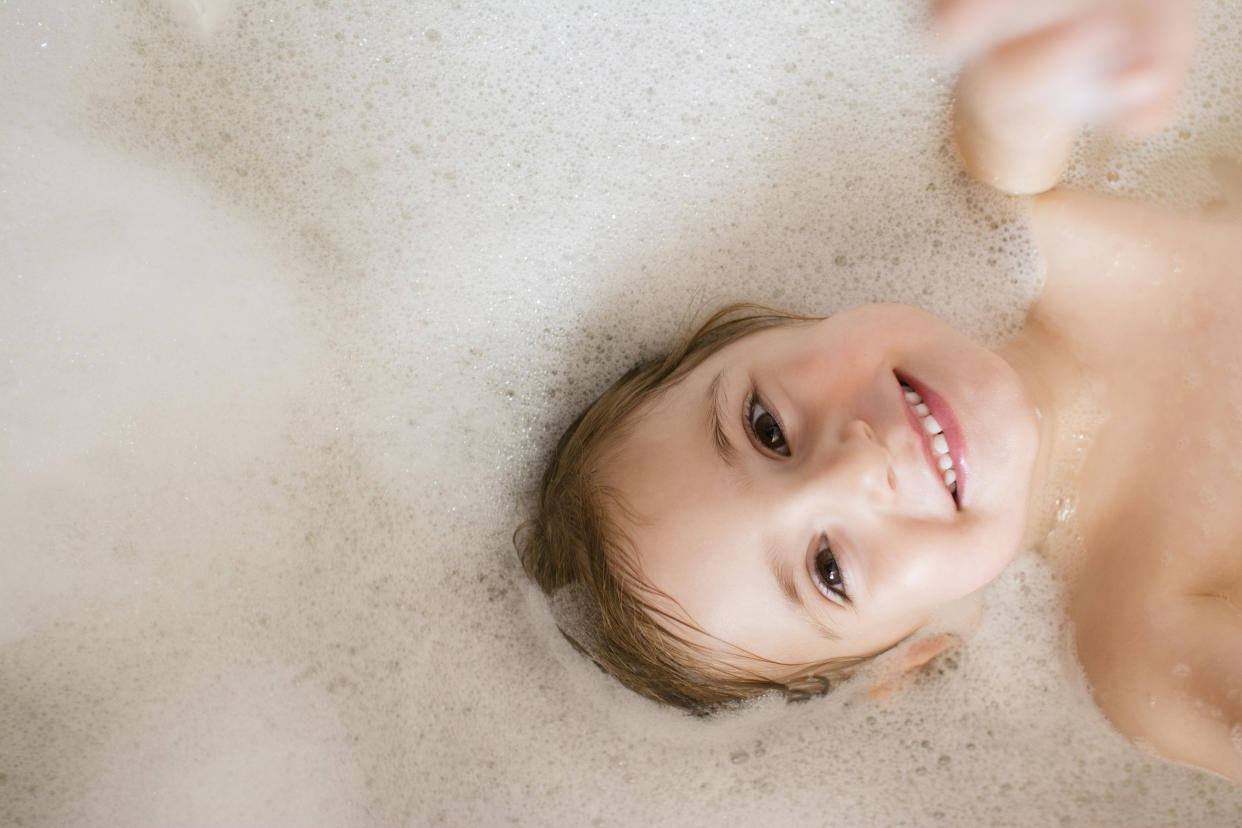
[2,0,1241,825]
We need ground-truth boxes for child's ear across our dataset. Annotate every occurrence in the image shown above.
[866,633,957,701]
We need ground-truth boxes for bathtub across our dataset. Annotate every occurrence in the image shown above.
[3,0,1241,824]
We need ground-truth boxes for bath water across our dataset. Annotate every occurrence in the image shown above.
[3,0,1241,824]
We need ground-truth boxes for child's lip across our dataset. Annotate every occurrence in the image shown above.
[895,371,968,508]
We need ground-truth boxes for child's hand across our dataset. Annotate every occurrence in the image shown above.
[931,0,1196,193]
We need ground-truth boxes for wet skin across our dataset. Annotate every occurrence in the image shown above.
[1027,189,1242,783]
[605,187,1242,784]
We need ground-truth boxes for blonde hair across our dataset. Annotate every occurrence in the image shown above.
[516,303,869,712]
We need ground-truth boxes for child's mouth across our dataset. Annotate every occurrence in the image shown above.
[898,377,964,508]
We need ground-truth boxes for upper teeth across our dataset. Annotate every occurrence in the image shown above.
[902,383,958,498]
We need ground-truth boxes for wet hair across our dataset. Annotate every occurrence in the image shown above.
[515,303,871,713]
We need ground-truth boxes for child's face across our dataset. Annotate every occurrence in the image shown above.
[602,304,1040,677]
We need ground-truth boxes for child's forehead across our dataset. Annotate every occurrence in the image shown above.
[674,320,811,383]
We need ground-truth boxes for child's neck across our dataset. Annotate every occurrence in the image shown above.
[995,310,1103,565]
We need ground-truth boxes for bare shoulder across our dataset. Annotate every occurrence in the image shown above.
[1030,189,1236,278]
[1074,587,1242,784]
[1029,189,1242,267]
[1027,189,1242,358]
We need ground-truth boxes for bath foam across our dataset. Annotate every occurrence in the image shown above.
[1,0,1240,826]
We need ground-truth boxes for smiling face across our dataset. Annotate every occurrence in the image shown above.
[600,304,1040,679]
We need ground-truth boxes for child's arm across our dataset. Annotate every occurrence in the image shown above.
[930,0,1195,193]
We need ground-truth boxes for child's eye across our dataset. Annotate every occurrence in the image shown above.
[812,538,850,605]
[746,393,789,457]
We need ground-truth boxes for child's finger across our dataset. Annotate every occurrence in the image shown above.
[1110,85,1180,135]
[957,12,1128,118]
[1136,0,1196,73]
[931,0,1091,62]
[1108,1,1195,133]
[930,0,1007,59]
[952,12,1129,193]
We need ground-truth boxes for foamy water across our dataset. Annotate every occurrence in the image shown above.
[3,0,1241,824]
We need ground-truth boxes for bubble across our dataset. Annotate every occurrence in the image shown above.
[3,0,1242,826]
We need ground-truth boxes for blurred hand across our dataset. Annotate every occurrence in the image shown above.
[931,0,1196,192]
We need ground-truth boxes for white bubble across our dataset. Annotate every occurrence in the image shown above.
[3,0,1242,825]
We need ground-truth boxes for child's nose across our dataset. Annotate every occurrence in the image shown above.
[806,419,896,504]
[843,420,898,500]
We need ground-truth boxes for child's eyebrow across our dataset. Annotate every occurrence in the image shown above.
[768,546,841,642]
[707,371,738,467]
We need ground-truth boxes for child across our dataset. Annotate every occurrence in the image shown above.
[518,0,1242,784]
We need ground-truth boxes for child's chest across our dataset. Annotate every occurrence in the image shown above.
[1032,190,1242,603]
[1060,287,1242,705]
[1070,276,1242,603]
[1028,188,1242,764]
